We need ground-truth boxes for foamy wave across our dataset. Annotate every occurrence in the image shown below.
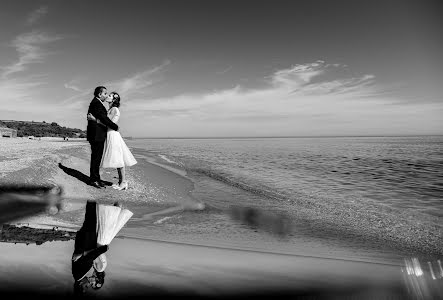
[191,167,286,201]
[154,216,176,224]
[159,154,179,165]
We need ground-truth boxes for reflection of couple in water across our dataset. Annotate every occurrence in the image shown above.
[72,200,133,294]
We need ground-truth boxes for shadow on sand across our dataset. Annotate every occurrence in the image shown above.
[58,163,113,186]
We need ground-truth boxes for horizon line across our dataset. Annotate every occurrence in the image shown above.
[127,134,443,140]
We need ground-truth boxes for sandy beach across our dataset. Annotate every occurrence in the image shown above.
[0,138,441,298]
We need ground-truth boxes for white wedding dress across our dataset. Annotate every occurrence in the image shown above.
[100,107,137,168]
[94,203,133,272]
[96,204,133,245]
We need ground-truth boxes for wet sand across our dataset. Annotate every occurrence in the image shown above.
[0,138,440,298]
[0,236,410,298]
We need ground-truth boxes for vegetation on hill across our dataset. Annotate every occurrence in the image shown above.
[3,121,86,138]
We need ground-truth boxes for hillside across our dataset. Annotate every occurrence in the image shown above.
[1,120,86,138]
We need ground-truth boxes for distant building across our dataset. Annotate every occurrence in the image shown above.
[0,127,17,138]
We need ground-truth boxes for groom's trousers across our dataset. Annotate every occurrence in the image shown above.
[89,141,105,182]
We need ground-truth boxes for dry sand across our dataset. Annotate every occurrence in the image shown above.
[0,138,439,298]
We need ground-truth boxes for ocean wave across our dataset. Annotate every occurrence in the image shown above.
[153,215,179,225]
[189,167,287,201]
[158,154,180,165]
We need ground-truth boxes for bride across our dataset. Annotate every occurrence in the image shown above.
[87,92,137,190]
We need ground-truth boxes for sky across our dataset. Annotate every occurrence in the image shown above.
[0,0,442,137]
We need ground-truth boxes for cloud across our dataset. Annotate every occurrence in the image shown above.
[0,74,90,128]
[0,26,69,123]
[1,31,63,78]
[58,60,171,111]
[26,6,49,25]
[129,61,379,115]
[64,82,82,92]
[2,57,439,137]
[271,61,326,88]
[107,60,171,95]
[0,76,47,103]
[216,66,232,75]
[120,61,442,136]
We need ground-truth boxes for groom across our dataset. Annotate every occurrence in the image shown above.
[86,86,119,188]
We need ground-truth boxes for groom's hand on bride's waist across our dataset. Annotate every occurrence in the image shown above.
[87,113,96,122]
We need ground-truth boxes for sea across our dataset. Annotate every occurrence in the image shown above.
[125,136,443,262]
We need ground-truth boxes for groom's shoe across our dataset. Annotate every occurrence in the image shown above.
[90,181,103,189]
[98,180,109,187]
[97,180,106,188]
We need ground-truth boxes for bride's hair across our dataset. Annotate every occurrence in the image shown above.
[110,92,121,108]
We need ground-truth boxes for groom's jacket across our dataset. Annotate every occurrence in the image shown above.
[87,97,119,142]
[72,245,108,281]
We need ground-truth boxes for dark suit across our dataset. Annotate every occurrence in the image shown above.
[86,97,119,182]
[72,201,108,281]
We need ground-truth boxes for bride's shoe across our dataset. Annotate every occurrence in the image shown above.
[111,183,119,189]
[115,181,128,191]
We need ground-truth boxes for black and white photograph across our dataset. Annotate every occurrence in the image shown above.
[0,0,442,299]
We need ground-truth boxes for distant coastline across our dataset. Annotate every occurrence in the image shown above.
[0,119,86,138]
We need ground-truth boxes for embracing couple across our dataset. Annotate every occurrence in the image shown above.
[86,86,137,190]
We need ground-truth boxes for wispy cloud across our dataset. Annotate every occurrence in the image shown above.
[120,61,442,136]
[59,60,171,111]
[0,9,68,122]
[0,75,53,122]
[0,76,47,103]
[216,65,232,75]
[271,61,326,88]
[1,31,63,78]
[129,61,379,115]
[0,74,90,125]
[26,6,49,25]
[106,60,171,95]
[64,81,82,92]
